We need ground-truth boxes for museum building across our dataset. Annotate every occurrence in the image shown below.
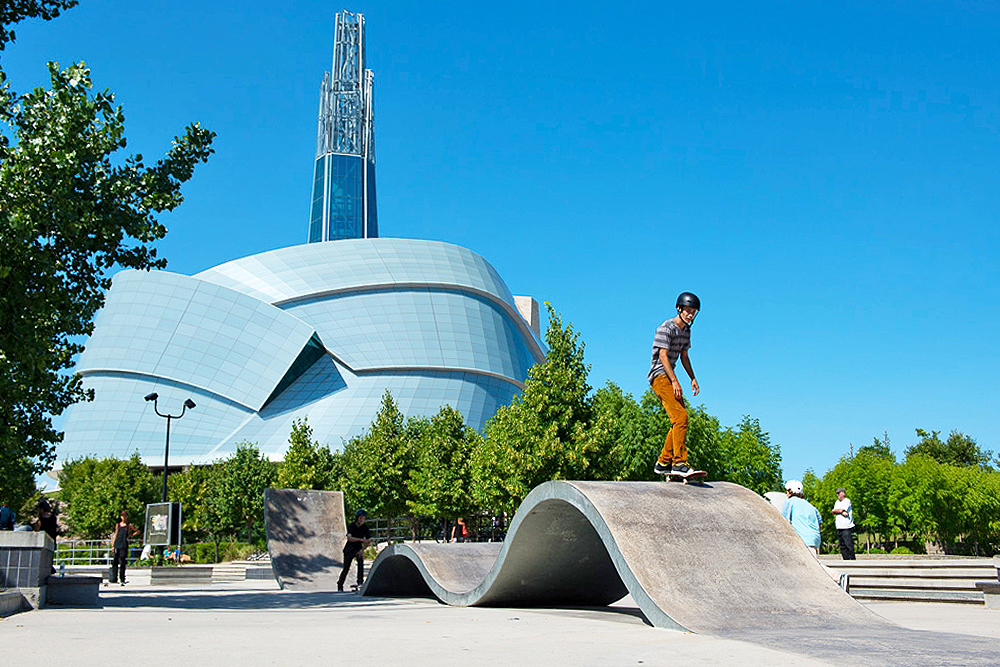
[58,239,543,465]
[56,11,543,466]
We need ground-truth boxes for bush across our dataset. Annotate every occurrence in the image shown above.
[187,541,257,563]
[890,546,914,555]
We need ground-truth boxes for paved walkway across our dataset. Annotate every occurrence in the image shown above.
[1,580,998,666]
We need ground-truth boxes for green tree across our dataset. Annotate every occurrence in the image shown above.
[889,454,947,547]
[472,306,593,511]
[905,429,993,468]
[819,447,895,550]
[585,382,657,481]
[0,1,77,49]
[58,453,157,538]
[194,464,234,557]
[336,392,419,519]
[718,415,783,495]
[407,405,480,520]
[0,27,214,481]
[166,464,215,542]
[208,442,275,543]
[0,455,38,521]
[276,418,336,490]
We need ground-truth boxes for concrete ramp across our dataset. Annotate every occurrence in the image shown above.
[362,480,881,633]
[264,488,346,590]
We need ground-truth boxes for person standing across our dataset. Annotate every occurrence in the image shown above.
[781,480,822,557]
[338,509,372,592]
[109,510,137,585]
[649,292,701,477]
[0,500,15,530]
[35,499,58,541]
[451,517,467,543]
[832,488,856,560]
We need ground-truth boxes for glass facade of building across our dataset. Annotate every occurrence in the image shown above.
[308,154,378,242]
[59,239,544,465]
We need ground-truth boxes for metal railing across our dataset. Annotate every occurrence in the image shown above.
[53,540,142,566]
[365,515,508,544]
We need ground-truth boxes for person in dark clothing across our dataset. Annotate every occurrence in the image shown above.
[35,500,58,540]
[451,517,467,543]
[337,509,372,592]
[109,510,137,585]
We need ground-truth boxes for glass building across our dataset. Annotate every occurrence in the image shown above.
[58,239,544,465]
[309,10,378,243]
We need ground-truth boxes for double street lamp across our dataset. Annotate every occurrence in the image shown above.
[144,393,196,503]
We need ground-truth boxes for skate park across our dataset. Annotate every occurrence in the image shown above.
[4,479,999,666]
[253,481,1000,666]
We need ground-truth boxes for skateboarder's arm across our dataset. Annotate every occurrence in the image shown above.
[658,349,684,400]
[679,350,698,397]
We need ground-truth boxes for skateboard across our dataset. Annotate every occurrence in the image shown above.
[664,470,708,485]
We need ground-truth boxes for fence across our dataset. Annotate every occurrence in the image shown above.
[366,514,508,544]
[53,540,142,566]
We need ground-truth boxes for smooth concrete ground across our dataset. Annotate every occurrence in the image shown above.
[1,579,998,666]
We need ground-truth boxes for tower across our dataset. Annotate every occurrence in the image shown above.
[308,10,378,242]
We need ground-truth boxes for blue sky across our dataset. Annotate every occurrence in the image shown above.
[6,0,999,480]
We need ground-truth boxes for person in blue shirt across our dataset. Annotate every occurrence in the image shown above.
[781,479,822,557]
[0,500,15,530]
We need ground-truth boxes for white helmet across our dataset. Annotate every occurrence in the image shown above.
[784,479,804,494]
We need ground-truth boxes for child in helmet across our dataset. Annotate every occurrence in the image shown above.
[649,292,701,476]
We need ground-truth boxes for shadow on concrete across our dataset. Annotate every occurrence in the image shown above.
[93,590,397,611]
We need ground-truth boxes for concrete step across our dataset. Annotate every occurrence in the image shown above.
[849,577,987,591]
[851,588,985,604]
[212,563,246,583]
[821,557,996,604]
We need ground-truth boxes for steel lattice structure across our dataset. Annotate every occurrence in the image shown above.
[309,10,378,242]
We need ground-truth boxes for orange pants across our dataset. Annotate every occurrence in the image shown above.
[651,374,688,466]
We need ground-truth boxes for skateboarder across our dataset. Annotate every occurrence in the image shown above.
[649,292,701,477]
[338,508,372,592]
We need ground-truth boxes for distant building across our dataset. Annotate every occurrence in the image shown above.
[59,240,543,465]
[309,10,378,242]
[57,12,543,468]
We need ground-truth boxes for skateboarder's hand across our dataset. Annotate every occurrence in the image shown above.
[672,381,683,400]
[691,378,700,397]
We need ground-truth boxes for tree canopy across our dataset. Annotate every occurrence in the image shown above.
[276,418,336,491]
[58,452,157,539]
[0,5,214,483]
[206,442,275,543]
[905,428,994,469]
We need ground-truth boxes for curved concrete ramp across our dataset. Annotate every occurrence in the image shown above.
[362,480,882,634]
[264,488,346,590]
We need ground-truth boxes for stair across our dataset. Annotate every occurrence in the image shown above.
[211,563,246,583]
[821,557,996,604]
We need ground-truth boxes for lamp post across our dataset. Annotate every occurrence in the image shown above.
[144,393,196,503]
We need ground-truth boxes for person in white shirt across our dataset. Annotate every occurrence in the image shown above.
[832,488,856,560]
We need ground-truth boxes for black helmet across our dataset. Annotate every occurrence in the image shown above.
[355,508,367,518]
[676,292,700,310]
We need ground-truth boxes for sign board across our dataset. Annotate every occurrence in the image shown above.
[144,502,182,546]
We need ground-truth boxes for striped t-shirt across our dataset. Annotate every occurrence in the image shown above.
[648,319,691,383]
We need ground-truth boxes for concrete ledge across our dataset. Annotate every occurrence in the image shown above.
[0,531,55,550]
[46,575,101,606]
[0,589,28,617]
[975,582,1000,610]
[150,565,214,586]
